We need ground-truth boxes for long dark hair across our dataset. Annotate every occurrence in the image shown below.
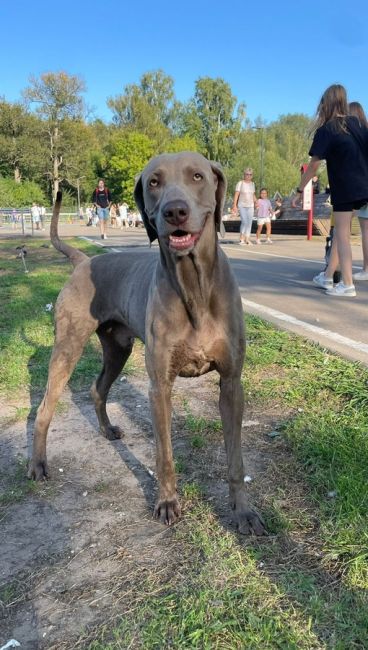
[349,101,368,127]
[314,84,349,133]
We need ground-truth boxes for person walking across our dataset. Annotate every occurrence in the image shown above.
[293,84,368,297]
[31,203,41,230]
[255,188,273,244]
[109,203,117,227]
[118,201,129,229]
[232,168,257,245]
[39,205,46,230]
[316,101,368,287]
[348,102,368,282]
[92,179,111,240]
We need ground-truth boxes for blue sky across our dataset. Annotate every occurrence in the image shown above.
[2,0,368,125]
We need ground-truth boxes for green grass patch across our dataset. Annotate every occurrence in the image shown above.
[183,400,222,434]
[1,238,110,395]
[245,314,368,588]
[0,457,53,508]
[88,503,368,649]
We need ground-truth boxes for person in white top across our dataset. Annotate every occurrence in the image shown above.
[31,203,41,230]
[232,168,257,245]
[118,202,129,228]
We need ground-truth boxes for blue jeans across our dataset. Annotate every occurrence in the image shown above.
[239,206,254,236]
[97,207,110,221]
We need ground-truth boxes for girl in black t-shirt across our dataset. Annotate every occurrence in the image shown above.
[349,102,368,282]
[293,84,368,297]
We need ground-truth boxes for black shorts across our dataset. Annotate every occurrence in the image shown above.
[332,198,368,212]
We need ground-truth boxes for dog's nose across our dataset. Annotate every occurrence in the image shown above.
[162,200,189,226]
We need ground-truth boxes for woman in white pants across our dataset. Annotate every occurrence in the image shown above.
[232,168,257,245]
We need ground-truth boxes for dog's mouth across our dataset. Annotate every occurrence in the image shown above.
[168,229,201,251]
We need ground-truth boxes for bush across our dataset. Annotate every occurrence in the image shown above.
[0,177,46,208]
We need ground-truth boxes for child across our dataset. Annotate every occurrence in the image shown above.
[272,197,283,220]
[255,188,273,244]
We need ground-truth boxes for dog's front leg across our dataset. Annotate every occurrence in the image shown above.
[149,381,181,526]
[219,376,266,535]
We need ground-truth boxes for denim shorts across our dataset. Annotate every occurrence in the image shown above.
[97,207,110,221]
[332,198,368,212]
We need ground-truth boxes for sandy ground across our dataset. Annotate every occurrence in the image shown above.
[1,354,286,649]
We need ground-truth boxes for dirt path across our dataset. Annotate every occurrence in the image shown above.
[0,356,289,649]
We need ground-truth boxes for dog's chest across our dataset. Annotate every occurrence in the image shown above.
[173,327,226,378]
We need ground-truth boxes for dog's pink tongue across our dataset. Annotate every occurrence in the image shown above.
[169,233,195,250]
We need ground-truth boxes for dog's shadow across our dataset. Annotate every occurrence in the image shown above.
[24,329,155,506]
[71,378,157,509]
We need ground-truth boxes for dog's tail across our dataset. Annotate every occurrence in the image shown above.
[50,191,88,268]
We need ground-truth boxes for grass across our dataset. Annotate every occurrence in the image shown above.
[1,239,368,648]
[244,315,368,589]
[0,237,144,395]
[87,502,367,649]
[84,316,368,648]
[0,457,53,508]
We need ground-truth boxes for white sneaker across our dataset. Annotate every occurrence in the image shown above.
[325,282,356,297]
[353,270,368,281]
[245,240,253,245]
[265,238,273,244]
[255,239,261,245]
[313,271,333,289]
[239,240,245,245]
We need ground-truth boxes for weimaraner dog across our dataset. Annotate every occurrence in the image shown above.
[28,151,265,535]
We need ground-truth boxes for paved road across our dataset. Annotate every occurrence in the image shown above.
[2,223,367,365]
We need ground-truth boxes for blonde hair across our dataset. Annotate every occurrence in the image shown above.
[314,84,348,133]
[244,168,253,175]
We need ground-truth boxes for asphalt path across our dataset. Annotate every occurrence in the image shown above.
[3,223,367,365]
[85,229,368,366]
[220,237,368,365]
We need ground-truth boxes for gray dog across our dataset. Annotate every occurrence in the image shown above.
[28,151,265,535]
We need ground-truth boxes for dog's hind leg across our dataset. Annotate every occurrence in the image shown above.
[28,319,96,481]
[91,322,134,440]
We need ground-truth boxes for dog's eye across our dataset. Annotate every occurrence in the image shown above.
[193,173,203,182]
[149,178,159,188]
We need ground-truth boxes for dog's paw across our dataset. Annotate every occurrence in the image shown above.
[28,459,49,481]
[154,497,181,526]
[236,508,267,536]
[101,425,124,440]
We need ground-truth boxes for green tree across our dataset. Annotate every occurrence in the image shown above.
[23,71,87,200]
[107,131,155,206]
[108,69,178,142]
[184,77,245,164]
[0,100,43,182]
[0,177,45,207]
[164,135,198,153]
[269,114,312,168]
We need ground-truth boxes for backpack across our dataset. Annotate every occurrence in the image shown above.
[95,186,109,199]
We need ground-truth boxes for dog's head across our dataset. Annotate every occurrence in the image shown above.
[134,151,226,255]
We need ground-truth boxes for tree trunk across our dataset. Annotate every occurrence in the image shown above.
[14,166,21,183]
[51,125,60,202]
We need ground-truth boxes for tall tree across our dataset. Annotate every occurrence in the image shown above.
[23,71,87,200]
[107,131,155,206]
[185,77,245,164]
[0,100,42,182]
[108,69,179,141]
[269,114,312,168]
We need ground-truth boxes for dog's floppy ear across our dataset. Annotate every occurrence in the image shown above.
[134,174,158,243]
[210,161,227,237]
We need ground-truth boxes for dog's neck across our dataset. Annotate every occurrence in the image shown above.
[159,229,217,329]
